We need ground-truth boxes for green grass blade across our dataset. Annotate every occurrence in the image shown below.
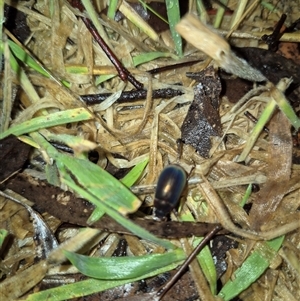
[132,51,176,66]
[214,0,228,28]
[0,229,8,250]
[271,87,300,130]
[24,261,181,301]
[119,1,159,41]
[64,248,185,279]
[239,184,252,207]
[237,99,277,162]
[120,157,149,187]
[107,0,118,19]
[218,235,284,301]
[196,0,209,23]
[90,157,149,225]
[166,0,182,56]
[0,43,42,106]
[7,40,70,88]
[58,155,142,215]
[31,132,175,249]
[8,40,50,78]
[95,74,115,86]
[86,208,105,224]
[194,237,217,294]
[0,108,93,140]
[62,175,175,249]
[238,83,300,163]
[82,0,110,46]
[180,207,217,294]
[94,51,176,85]
[260,1,279,12]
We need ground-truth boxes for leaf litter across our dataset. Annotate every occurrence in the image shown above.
[1,0,300,300]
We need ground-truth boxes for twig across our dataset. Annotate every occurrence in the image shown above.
[261,14,287,51]
[70,0,143,89]
[156,226,221,300]
[81,88,184,105]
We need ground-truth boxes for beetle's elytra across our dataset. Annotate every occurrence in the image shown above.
[153,164,187,220]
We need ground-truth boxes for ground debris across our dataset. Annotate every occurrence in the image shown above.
[181,66,222,158]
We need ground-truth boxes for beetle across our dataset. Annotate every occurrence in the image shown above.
[153,164,187,221]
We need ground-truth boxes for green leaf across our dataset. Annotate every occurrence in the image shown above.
[95,74,115,86]
[194,237,217,294]
[64,248,185,279]
[271,87,300,130]
[239,183,252,207]
[0,43,43,107]
[8,40,50,78]
[237,99,277,162]
[24,261,181,301]
[214,0,228,28]
[59,155,141,215]
[61,172,174,249]
[31,132,175,249]
[0,108,93,140]
[180,207,217,294]
[120,157,149,187]
[166,0,182,56]
[0,229,8,250]
[86,207,105,225]
[132,51,176,66]
[107,0,119,19]
[218,235,284,301]
[81,0,111,46]
[94,51,176,85]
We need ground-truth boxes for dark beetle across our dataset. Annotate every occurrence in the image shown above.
[153,164,187,221]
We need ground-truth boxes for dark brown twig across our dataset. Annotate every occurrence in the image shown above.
[261,14,287,52]
[70,0,143,89]
[156,225,222,300]
[211,0,233,12]
[148,59,202,75]
[244,111,270,133]
[81,88,184,105]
